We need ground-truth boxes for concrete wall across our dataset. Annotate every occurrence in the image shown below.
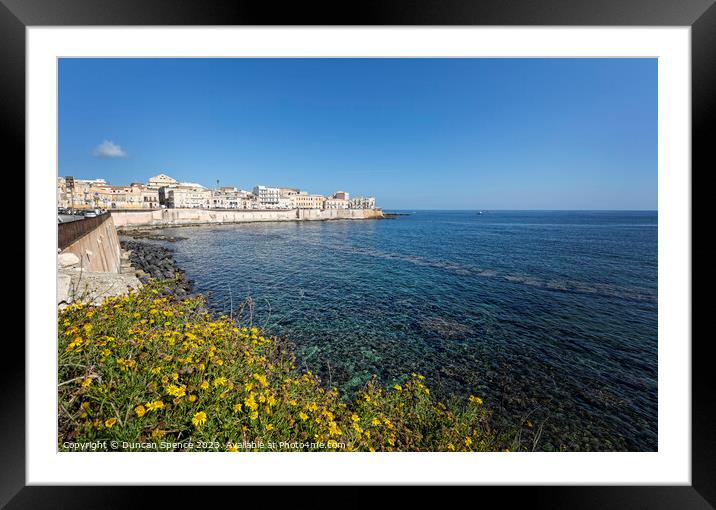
[111,207,383,228]
[60,214,122,273]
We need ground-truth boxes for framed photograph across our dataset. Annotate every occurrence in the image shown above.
[8,0,710,504]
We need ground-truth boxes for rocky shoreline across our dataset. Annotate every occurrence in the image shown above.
[120,239,195,299]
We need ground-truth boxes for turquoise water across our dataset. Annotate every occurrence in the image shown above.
[158,210,657,451]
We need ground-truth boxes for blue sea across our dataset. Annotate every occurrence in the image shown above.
[155,210,657,451]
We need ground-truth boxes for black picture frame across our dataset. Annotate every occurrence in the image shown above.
[6,0,710,505]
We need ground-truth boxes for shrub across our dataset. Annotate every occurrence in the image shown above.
[58,283,511,452]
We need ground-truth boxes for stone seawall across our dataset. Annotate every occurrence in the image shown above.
[111,207,384,228]
[60,214,122,273]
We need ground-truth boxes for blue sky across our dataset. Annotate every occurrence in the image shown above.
[58,58,657,210]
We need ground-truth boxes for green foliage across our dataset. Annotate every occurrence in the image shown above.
[58,283,511,452]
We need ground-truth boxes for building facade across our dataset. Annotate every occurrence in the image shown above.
[147,173,179,189]
[349,196,376,209]
[253,186,281,208]
[324,198,349,209]
[58,173,377,212]
[167,184,211,208]
[290,192,326,209]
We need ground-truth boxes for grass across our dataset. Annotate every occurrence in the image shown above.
[58,281,514,452]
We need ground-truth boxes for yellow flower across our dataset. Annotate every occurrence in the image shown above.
[227,444,238,452]
[105,417,117,428]
[81,377,92,388]
[192,411,207,427]
[328,422,342,437]
[244,393,258,411]
[351,414,360,423]
[266,424,274,431]
[250,411,259,421]
[165,384,186,398]
[469,395,483,406]
[233,403,243,413]
[253,373,268,387]
[289,399,297,406]
[146,400,164,412]
[447,443,455,451]
[213,377,226,387]
[188,394,197,403]
[299,412,308,422]
[465,437,473,447]
[393,384,402,392]
[371,418,381,426]
[200,381,209,390]
[135,405,146,417]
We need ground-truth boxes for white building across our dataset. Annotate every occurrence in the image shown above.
[253,185,281,208]
[324,198,349,209]
[349,196,376,209]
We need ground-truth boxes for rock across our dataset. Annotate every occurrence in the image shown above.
[58,252,81,268]
[57,273,72,306]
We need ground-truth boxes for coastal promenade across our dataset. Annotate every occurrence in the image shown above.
[110,207,383,228]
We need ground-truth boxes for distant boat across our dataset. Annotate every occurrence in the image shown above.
[477,210,485,215]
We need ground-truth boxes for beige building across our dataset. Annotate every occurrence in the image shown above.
[92,183,159,209]
[147,173,178,189]
[279,187,300,199]
[57,177,108,209]
[290,192,326,209]
[167,183,211,208]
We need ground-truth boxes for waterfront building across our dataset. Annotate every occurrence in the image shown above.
[253,185,281,208]
[147,173,179,189]
[324,198,349,209]
[57,176,108,209]
[279,187,301,199]
[58,174,374,212]
[211,187,251,209]
[349,196,376,209]
[147,173,180,206]
[167,183,211,208]
[90,183,159,209]
[290,192,326,209]
[140,187,160,209]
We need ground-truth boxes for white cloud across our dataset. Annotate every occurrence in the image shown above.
[93,140,127,158]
